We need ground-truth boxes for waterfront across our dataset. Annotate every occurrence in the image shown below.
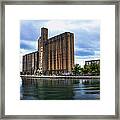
[20,77,100,100]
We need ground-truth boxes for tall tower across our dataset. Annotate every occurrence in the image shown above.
[41,27,48,42]
[38,27,48,74]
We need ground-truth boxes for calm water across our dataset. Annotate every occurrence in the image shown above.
[20,77,100,100]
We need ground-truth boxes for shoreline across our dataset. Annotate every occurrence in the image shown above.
[20,75,100,79]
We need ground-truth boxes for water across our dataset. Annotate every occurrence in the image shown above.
[20,77,100,100]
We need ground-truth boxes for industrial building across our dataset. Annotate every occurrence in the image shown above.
[85,59,100,66]
[22,27,74,75]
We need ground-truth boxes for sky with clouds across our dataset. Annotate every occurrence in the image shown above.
[20,20,100,71]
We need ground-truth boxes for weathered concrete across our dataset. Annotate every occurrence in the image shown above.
[20,75,100,79]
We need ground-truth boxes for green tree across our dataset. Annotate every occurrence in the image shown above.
[82,62,100,76]
[84,64,91,75]
[72,62,100,76]
[72,64,81,75]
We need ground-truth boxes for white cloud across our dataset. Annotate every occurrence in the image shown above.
[21,39,38,50]
[94,50,100,56]
[20,48,36,55]
[43,20,100,35]
[79,21,100,32]
[75,55,100,67]
[75,47,95,52]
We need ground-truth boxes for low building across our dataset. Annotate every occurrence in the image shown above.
[85,59,100,66]
[22,51,38,75]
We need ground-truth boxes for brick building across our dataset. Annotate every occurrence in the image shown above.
[22,51,38,75]
[22,27,74,75]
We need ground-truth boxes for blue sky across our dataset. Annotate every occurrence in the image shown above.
[20,20,100,69]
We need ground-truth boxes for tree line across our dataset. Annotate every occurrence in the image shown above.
[72,63,100,76]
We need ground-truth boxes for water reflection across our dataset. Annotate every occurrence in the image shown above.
[20,77,100,100]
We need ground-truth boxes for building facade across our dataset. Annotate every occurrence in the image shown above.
[85,59,100,66]
[22,27,74,75]
[22,51,38,75]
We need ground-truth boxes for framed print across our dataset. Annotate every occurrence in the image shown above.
[0,0,119,119]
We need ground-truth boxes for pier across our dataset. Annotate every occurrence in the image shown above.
[20,75,100,80]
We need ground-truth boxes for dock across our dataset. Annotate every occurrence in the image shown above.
[20,75,100,79]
